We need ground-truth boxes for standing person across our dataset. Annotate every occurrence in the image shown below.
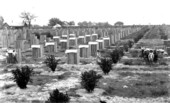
[153,49,158,63]
[140,47,145,58]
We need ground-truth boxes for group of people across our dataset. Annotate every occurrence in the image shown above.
[6,49,17,64]
[140,47,167,64]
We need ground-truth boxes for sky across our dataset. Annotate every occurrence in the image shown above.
[0,0,169,26]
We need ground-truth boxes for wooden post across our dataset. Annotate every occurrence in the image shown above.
[45,42,56,53]
[31,45,41,59]
[85,35,91,44]
[69,34,76,38]
[40,35,46,44]
[40,43,44,58]
[60,39,68,50]
[16,49,22,64]
[96,39,104,50]
[65,49,79,64]
[92,34,98,41]
[88,41,99,57]
[68,37,77,49]
[103,37,110,49]
[61,35,68,39]
[78,36,85,45]
[78,45,89,58]
[53,36,60,49]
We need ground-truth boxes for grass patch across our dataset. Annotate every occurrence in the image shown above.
[123,61,133,65]
[29,71,72,86]
[57,72,72,80]
[98,72,170,98]
[159,61,168,66]
[29,75,58,86]
[80,60,91,65]
[67,87,81,97]
[118,72,135,77]
[120,67,130,70]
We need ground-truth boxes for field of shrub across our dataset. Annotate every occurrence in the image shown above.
[122,26,150,43]
[98,72,170,98]
[133,26,168,49]
[1,52,170,103]
[1,26,170,103]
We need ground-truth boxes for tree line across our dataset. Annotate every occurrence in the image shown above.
[0,11,124,29]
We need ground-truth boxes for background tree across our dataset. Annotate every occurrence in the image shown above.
[78,21,95,27]
[48,18,65,27]
[78,21,88,27]
[68,21,75,26]
[95,22,112,27]
[20,12,36,28]
[32,24,41,29]
[114,21,124,26]
[78,21,111,27]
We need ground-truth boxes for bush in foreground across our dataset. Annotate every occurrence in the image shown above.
[81,70,102,93]
[97,57,112,74]
[44,55,60,72]
[47,88,70,103]
[12,65,33,89]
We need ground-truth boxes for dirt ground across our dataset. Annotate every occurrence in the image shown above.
[0,54,170,103]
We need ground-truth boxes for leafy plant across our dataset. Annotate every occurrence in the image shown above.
[97,57,112,74]
[44,55,60,72]
[122,26,150,43]
[12,65,33,89]
[128,40,134,48]
[123,44,129,52]
[110,49,120,64]
[34,32,40,39]
[110,47,124,64]
[81,70,102,93]
[47,88,70,103]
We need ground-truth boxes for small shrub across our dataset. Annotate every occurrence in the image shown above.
[34,32,40,39]
[47,88,70,103]
[81,70,102,93]
[97,57,112,74]
[110,49,120,64]
[44,55,60,72]
[123,44,129,52]
[12,65,33,89]
[128,40,134,48]
[42,31,53,39]
[118,47,124,57]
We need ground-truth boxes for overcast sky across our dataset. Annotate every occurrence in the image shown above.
[0,0,169,26]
